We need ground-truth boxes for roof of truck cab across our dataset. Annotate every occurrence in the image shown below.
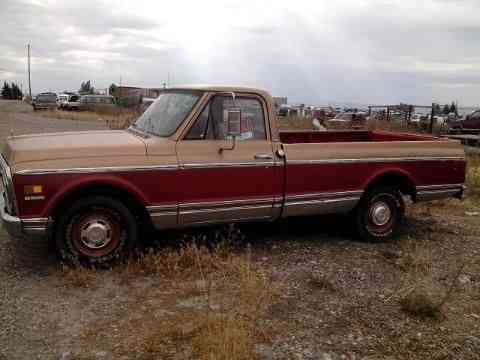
[169,85,271,98]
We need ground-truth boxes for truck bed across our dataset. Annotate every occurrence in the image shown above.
[279,129,465,218]
[279,130,439,144]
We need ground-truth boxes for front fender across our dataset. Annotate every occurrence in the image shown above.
[14,172,149,218]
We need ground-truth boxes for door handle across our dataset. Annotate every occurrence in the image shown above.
[254,154,273,160]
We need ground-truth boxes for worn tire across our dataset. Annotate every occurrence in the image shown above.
[54,196,138,266]
[353,186,404,242]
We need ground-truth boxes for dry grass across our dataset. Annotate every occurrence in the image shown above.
[81,235,279,359]
[398,261,467,321]
[38,109,138,129]
[307,273,337,292]
[122,242,224,280]
[60,265,97,289]
[397,238,434,274]
[277,116,314,130]
[466,155,480,199]
[391,233,470,321]
[399,288,444,320]
[122,225,246,280]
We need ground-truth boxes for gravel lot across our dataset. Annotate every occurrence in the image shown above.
[0,100,479,360]
[0,100,107,141]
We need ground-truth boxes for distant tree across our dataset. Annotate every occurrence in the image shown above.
[79,80,94,95]
[1,82,12,99]
[443,104,450,115]
[109,83,117,97]
[433,103,442,115]
[0,82,22,99]
[449,102,457,115]
[11,82,23,99]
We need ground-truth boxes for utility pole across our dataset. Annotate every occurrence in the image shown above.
[429,103,435,134]
[27,44,32,98]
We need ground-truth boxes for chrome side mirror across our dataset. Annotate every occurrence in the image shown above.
[226,108,242,137]
[219,92,241,153]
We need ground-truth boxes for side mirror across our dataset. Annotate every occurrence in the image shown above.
[226,108,242,137]
[219,108,242,153]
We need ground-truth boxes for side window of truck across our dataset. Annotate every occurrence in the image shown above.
[186,96,266,140]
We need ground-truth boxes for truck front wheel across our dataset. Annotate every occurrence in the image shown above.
[353,186,404,242]
[55,196,138,266]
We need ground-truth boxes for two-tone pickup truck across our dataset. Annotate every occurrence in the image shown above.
[1,86,466,264]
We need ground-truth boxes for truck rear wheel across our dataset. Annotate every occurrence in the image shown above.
[353,186,404,242]
[55,196,138,266]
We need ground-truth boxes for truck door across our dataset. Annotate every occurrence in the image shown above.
[175,93,281,225]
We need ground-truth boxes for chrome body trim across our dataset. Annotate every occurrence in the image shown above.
[146,198,276,229]
[181,204,272,215]
[416,183,465,191]
[282,190,364,217]
[283,196,361,217]
[287,156,465,165]
[15,161,284,175]
[147,204,178,229]
[0,155,18,215]
[146,204,177,212]
[285,190,363,201]
[180,198,273,210]
[181,161,276,169]
[12,156,465,176]
[416,183,465,202]
[15,164,179,176]
[176,216,272,227]
[179,199,274,225]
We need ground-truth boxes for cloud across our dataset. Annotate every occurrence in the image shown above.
[1,0,479,106]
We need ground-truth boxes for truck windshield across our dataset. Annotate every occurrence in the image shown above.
[132,91,201,137]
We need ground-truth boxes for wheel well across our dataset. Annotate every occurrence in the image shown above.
[364,173,416,200]
[51,184,151,226]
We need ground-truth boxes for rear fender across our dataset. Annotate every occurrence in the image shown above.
[361,167,417,198]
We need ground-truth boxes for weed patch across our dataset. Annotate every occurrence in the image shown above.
[400,287,444,320]
[60,265,97,289]
[83,237,280,359]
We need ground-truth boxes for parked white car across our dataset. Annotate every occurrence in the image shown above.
[61,94,81,111]
[57,94,69,108]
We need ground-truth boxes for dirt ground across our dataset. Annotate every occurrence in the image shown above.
[0,100,479,360]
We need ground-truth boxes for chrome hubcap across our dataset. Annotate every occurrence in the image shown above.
[370,201,391,226]
[80,220,112,249]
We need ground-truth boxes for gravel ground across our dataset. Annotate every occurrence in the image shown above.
[0,100,479,359]
[0,100,106,142]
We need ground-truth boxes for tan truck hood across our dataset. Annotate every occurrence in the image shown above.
[3,130,148,166]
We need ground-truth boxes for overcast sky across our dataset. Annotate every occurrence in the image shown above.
[1,0,479,106]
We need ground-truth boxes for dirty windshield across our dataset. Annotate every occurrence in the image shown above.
[132,91,201,137]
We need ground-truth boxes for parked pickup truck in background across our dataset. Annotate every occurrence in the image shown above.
[1,85,466,265]
[449,109,480,130]
[32,92,57,111]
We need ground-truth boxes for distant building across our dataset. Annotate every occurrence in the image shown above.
[273,97,288,108]
[113,86,163,107]
[113,86,162,99]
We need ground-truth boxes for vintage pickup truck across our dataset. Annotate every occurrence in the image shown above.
[1,85,466,264]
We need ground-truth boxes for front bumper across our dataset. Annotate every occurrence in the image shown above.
[1,197,49,238]
[0,154,50,239]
